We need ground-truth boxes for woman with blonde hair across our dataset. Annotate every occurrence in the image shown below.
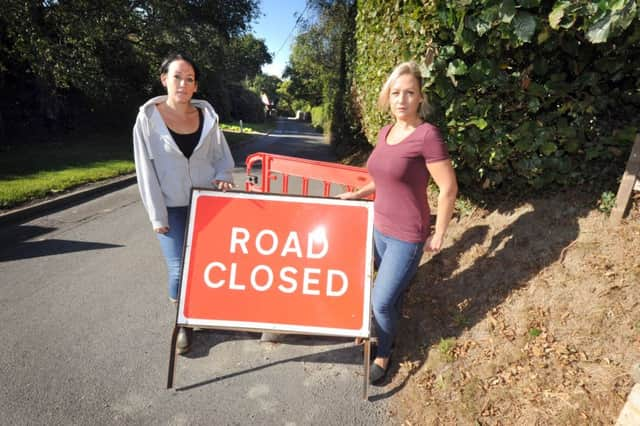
[339,61,457,384]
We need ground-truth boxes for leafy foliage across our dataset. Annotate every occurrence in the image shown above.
[0,0,269,141]
[249,73,282,107]
[353,0,640,190]
[283,0,369,154]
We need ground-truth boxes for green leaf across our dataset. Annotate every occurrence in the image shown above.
[471,15,492,36]
[615,0,637,32]
[585,1,636,43]
[526,82,546,98]
[548,1,569,30]
[513,11,537,42]
[527,98,541,112]
[499,0,516,23]
[467,117,488,130]
[454,9,467,46]
[447,59,469,77]
[540,142,558,155]
[469,59,493,82]
[528,327,542,337]
[586,13,613,43]
[518,0,541,7]
[564,140,579,153]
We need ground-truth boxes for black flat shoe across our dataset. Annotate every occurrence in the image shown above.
[369,362,389,385]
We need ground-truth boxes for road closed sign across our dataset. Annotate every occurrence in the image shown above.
[176,189,374,337]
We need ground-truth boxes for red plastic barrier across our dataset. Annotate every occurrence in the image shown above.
[245,152,373,199]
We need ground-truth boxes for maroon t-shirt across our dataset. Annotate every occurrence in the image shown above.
[367,122,449,243]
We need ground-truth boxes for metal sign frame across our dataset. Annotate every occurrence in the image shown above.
[168,189,374,398]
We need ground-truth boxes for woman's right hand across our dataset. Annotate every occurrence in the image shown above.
[336,181,375,200]
[336,191,359,200]
[154,226,169,234]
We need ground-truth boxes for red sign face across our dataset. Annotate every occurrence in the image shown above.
[177,190,374,337]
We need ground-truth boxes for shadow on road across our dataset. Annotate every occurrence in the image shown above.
[175,342,364,392]
[0,224,122,262]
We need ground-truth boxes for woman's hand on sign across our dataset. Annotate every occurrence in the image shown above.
[214,180,234,192]
[336,191,358,200]
[336,181,376,200]
[154,226,170,234]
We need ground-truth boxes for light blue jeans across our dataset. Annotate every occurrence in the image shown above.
[156,206,189,301]
[372,227,425,358]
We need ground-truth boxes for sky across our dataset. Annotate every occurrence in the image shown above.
[251,0,310,78]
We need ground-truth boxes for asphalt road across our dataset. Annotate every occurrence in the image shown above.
[0,118,395,425]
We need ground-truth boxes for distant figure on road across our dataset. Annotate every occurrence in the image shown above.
[338,61,458,385]
[133,53,235,355]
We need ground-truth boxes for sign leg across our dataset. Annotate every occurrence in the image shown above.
[363,339,370,400]
[167,325,179,389]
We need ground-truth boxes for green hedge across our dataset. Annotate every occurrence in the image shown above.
[311,104,330,131]
[354,0,640,190]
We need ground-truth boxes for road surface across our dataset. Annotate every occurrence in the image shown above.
[0,118,396,425]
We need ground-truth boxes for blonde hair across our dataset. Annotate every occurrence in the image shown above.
[377,61,431,120]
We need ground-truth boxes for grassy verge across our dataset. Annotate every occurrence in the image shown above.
[220,121,274,144]
[0,120,275,210]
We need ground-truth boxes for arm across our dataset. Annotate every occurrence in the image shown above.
[212,127,235,191]
[336,180,376,200]
[132,114,169,232]
[425,159,458,252]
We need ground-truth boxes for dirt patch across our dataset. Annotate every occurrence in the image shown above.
[386,190,640,425]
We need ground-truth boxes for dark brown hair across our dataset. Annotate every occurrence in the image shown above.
[159,53,200,82]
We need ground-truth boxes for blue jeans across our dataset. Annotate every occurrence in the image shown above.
[156,206,189,301]
[372,227,424,358]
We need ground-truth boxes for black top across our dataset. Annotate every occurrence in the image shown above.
[168,108,203,159]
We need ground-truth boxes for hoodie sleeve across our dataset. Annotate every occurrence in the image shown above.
[212,126,235,183]
[133,113,168,229]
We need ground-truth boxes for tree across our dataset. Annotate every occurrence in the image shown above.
[282,0,366,154]
[284,1,353,108]
[0,0,269,139]
[249,73,282,106]
[226,35,272,82]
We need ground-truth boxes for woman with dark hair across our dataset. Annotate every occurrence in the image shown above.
[133,53,235,355]
[339,61,458,385]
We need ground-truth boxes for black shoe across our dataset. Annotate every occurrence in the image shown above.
[176,327,192,355]
[369,360,390,385]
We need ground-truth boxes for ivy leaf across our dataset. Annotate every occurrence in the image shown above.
[467,117,488,130]
[586,13,613,43]
[447,59,469,76]
[447,60,469,86]
[540,142,558,155]
[549,1,570,30]
[564,140,579,153]
[469,59,493,82]
[471,15,493,36]
[454,9,467,46]
[513,11,537,42]
[586,0,637,43]
[499,0,516,23]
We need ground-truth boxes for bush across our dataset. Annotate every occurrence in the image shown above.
[311,104,329,131]
[354,1,640,191]
[228,83,265,123]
